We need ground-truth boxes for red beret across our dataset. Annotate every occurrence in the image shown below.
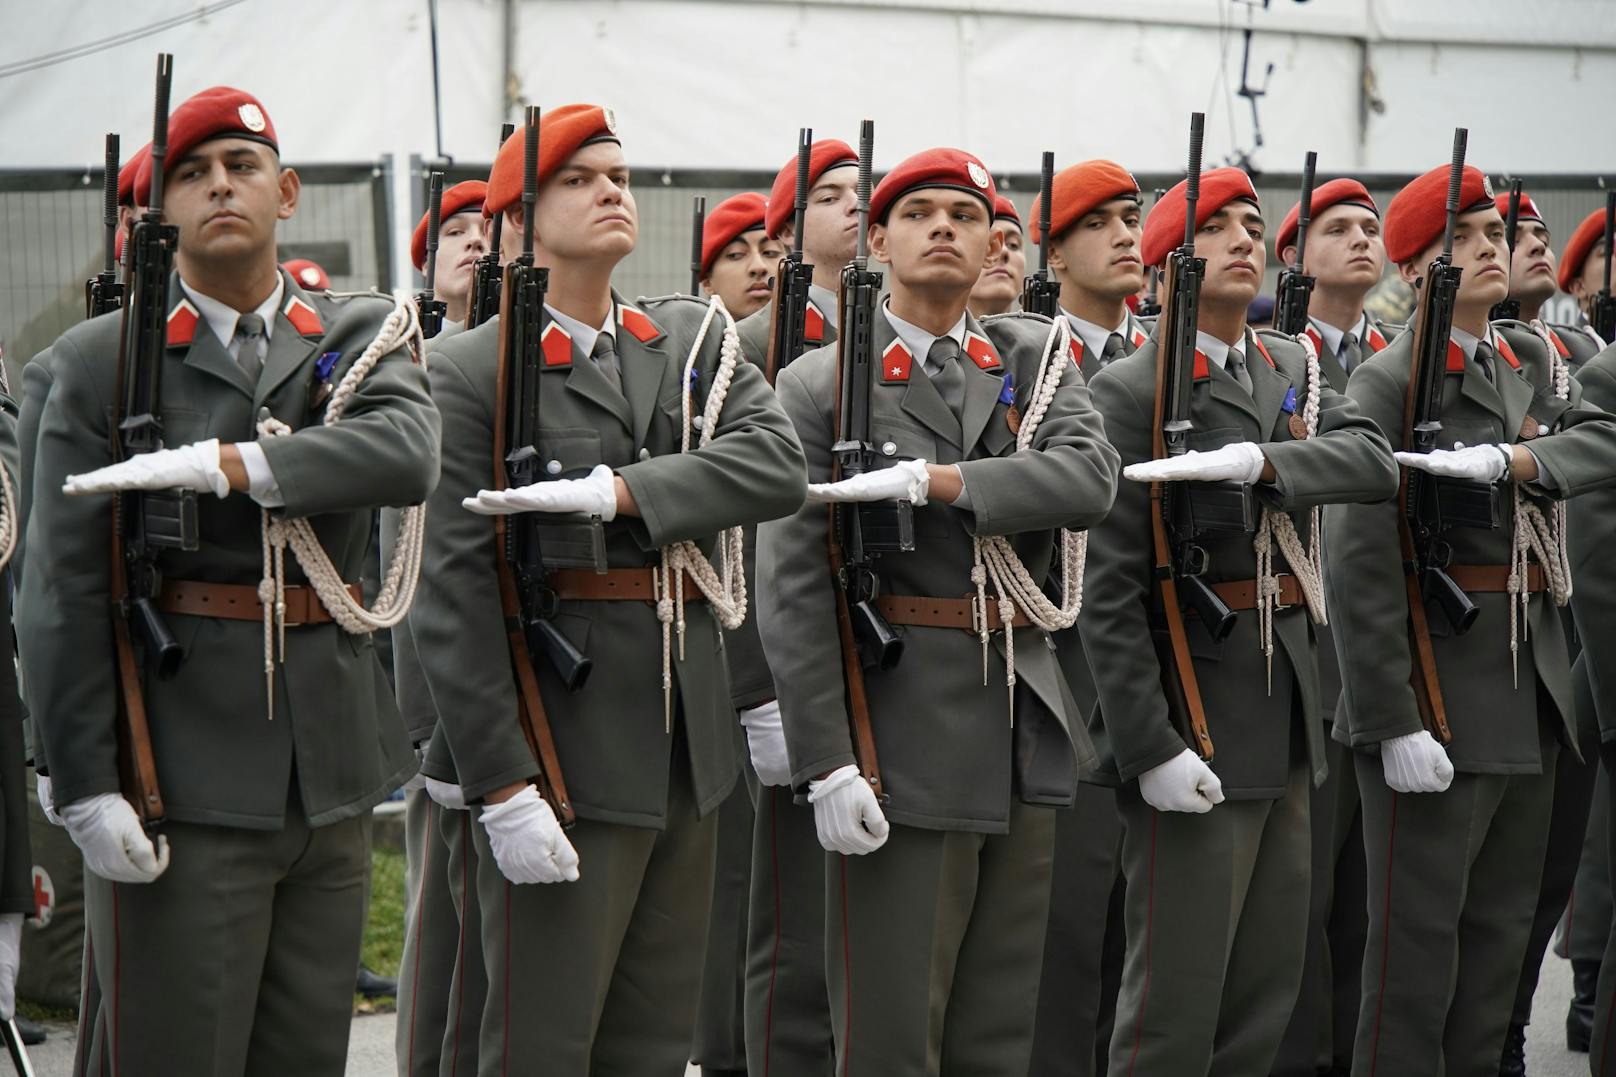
[485,104,618,218]
[700,192,769,275]
[1383,164,1494,265]
[282,259,331,290]
[411,180,488,271]
[1495,190,1544,226]
[764,139,856,239]
[1140,167,1260,268]
[869,148,997,226]
[993,195,1022,228]
[1029,160,1140,244]
[1274,178,1379,257]
[134,86,278,205]
[118,142,151,206]
[1558,208,1610,291]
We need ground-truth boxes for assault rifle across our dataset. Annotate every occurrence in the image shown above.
[465,121,515,330]
[1137,188,1167,318]
[764,128,815,385]
[1489,180,1523,323]
[415,171,447,338]
[1273,151,1317,336]
[85,133,124,318]
[1020,151,1060,318]
[1593,191,1616,343]
[689,196,706,295]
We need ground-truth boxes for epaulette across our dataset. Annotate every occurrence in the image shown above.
[980,309,1054,327]
[636,292,709,311]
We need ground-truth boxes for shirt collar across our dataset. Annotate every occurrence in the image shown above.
[181,275,284,350]
[1309,311,1374,362]
[1194,329,1245,372]
[884,300,967,371]
[1451,324,1483,361]
[546,303,615,358]
[808,283,840,330]
[1062,308,1129,363]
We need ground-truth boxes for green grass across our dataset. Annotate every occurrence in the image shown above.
[357,844,406,1013]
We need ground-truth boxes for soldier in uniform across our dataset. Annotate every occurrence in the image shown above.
[1267,176,1389,1077]
[1499,191,1602,371]
[21,87,440,1075]
[1082,168,1398,1076]
[1327,163,1616,1076]
[759,147,1121,1076]
[1561,209,1614,344]
[410,179,489,331]
[1023,157,1147,1077]
[413,103,805,1076]
[699,190,782,322]
[0,384,29,1035]
[966,195,1026,318]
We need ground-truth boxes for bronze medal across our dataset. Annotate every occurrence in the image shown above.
[1288,413,1309,440]
[1006,405,1022,435]
[1519,416,1544,441]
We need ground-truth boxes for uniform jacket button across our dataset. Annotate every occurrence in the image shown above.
[638,448,652,462]
[882,441,898,456]
[546,459,563,475]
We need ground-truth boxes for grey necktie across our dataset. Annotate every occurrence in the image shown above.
[927,337,966,418]
[1227,347,1253,394]
[1341,332,1359,373]
[1475,340,1496,385]
[591,332,623,394]
[234,312,267,384]
[1100,332,1126,367]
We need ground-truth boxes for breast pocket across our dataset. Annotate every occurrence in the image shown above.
[1187,425,1247,452]
[1437,418,1501,451]
[536,428,604,479]
[160,406,214,447]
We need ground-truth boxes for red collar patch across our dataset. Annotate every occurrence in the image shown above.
[881,339,914,384]
[1495,332,1521,370]
[541,321,573,368]
[1250,333,1277,369]
[283,295,324,337]
[1192,349,1211,380]
[1130,324,1147,349]
[1445,334,1522,373]
[963,330,1001,372]
[1069,337,1085,367]
[1366,325,1388,353]
[618,304,660,344]
[805,301,826,344]
[1304,327,1324,357]
[166,299,201,348]
[1547,327,1571,359]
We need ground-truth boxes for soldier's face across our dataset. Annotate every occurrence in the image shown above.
[1400,208,1508,307]
[703,228,784,319]
[533,141,637,263]
[1049,198,1145,299]
[801,167,860,269]
[433,210,487,305]
[871,190,999,295]
[164,139,297,264]
[1195,202,1266,308]
[1288,204,1383,294]
[1507,220,1557,305]
[969,221,1025,312]
[1570,243,1609,309]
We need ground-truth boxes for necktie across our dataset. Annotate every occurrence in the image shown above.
[1475,340,1496,385]
[1100,332,1126,367]
[927,337,966,418]
[1341,332,1358,373]
[234,312,267,384]
[591,333,623,394]
[1227,348,1253,394]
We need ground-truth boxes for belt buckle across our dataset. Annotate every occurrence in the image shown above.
[279,586,307,628]
[1270,573,1294,611]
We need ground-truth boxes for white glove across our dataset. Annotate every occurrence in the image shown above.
[462,463,618,520]
[60,793,170,884]
[807,764,889,856]
[64,438,231,498]
[1137,748,1226,813]
[806,459,929,506]
[480,785,580,885]
[1393,445,1512,483]
[1380,731,1455,794]
[0,913,19,1022]
[740,701,791,787]
[36,773,62,827]
[1123,442,1267,485]
[423,777,466,811]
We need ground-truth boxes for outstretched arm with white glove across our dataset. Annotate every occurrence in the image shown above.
[804,458,965,507]
[1392,444,1535,483]
[63,438,242,499]
[60,793,170,884]
[480,784,580,885]
[1137,748,1226,813]
[807,764,889,855]
[1378,730,1454,794]
[462,463,635,519]
[1122,442,1272,485]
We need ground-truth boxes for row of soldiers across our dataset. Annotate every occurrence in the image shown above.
[6,71,1616,1077]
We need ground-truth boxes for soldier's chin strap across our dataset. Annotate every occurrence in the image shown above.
[655,294,748,730]
[254,290,430,718]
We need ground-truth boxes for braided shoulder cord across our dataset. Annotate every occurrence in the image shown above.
[0,455,17,573]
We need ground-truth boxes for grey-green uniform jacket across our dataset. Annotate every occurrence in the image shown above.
[20,269,440,827]
[758,308,1121,833]
[1328,321,1616,772]
[1081,328,1398,798]
[1546,321,1605,372]
[1568,341,1616,740]
[413,293,806,827]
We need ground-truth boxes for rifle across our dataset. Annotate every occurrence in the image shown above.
[465,121,516,330]
[1137,188,1167,318]
[827,119,910,799]
[1020,151,1061,318]
[1593,190,1616,343]
[689,195,706,295]
[1489,179,1523,323]
[0,1016,34,1077]
[763,127,816,385]
[1148,113,1256,761]
[109,54,191,829]
[416,170,447,338]
[1273,151,1318,336]
[85,133,124,319]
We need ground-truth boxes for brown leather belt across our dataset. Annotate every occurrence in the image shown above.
[158,580,362,626]
[547,567,705,604]
[1211,575,1305,611]
[1447,563,1546,594]
[875,594,1032,633]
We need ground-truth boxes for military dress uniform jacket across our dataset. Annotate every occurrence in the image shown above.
[1080,329,1398,798]
[1545,321,1604,372]
[413,293,806,827]
[1568,341,1616,742]
[0,393,30,917]
[1328,322,1616,772]
[20,269,441,828]
[758,308,1121,833]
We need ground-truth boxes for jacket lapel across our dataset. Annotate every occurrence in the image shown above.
[959,317,1007,453]
[1307,323,1351,393]
[1453,339,1508,422]
[258,277,322,409]
[170,274,254,399]
[614,296,675,453]
[1493,331,1536,443]
[1205,351,1261,424]
[1246,330,1292,441]
[554,315,634,431]
[882,311,962,447]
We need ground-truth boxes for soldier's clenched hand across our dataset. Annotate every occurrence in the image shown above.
[64,438,233,498]
[480,785,580,885]
[60,793,171,884]
[806,458,931,506]
[462,463,619,520]
[1122,442,1266,485]
[807,764,889,856]
[1137,749,1226,813]
[1392,445,1512,483]
[1379,731,1454,794]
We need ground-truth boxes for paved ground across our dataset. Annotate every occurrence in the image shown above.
[10,952,1590,1075]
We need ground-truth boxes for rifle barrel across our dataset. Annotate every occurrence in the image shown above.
[854,120,873,267]
[1292,150,1317,270]
[791,127,811,258]
[1439,128,1469,261]
[147,55,173,216]
[520,106,539,262]
[102,133,120,273]
[1038,150,1053,275]
[423,171,444,293]
[1183,113,1204,251]
[1604,190,1615,296]
[689,196,705,294]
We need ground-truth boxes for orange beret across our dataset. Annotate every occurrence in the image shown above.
[700,192,769,275]
[993,195,1022,228]
[765,139,856,239]
[1383,164,1494,265]
[1274,178,1378,256]
[1028,160,1139,244]
[869,148,996,226]
[118,142,151,206]
[282,259,331,290]
[134,86,278,205]
[1495,190,1544,226]
[1140,167,1259,268]
[485,104,618,218]
[411,180,488,271]
[1558,208,1610,291]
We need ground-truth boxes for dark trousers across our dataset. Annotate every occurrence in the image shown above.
[1586,742,1616,1074]
[691,772,755,1072]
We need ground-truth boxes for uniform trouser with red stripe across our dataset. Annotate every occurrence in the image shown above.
[440,803,488,1077]
[690,768,755,1072]
[1350,730,1557,1077]
[471,753,719,1077]
[80,800,372,1077]
[824,800,1055,1077]
[745,778,835,1077]
[1109,754,1311,1077]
